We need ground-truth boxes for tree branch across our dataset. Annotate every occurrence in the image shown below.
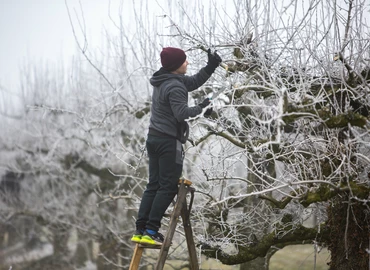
[258,181,370,209]
[284,105,368,129]
[201,223,330,265]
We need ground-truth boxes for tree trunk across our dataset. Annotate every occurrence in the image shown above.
[239,158,276,270]
[51,226,70,257]
[1,223,21,247]
[327,196,370,270]
[73,231,94,267]
[96,234,122,270]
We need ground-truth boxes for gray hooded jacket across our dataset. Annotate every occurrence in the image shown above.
[149,67,212,143]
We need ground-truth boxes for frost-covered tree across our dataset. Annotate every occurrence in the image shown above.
[0,2,154,267]
[1,0,369,270]
[161,0,370,269]
[0,51,151,269]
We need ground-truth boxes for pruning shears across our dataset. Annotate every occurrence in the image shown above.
[198,45,229,70]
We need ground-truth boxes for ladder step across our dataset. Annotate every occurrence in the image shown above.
[178,178,192,186]
[138,244,161,249]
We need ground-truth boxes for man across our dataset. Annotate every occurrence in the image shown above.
[131,47,222,245]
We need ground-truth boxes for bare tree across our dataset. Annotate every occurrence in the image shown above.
[162,0,370,269]
[0,5,153,267]
[1,0,369,270]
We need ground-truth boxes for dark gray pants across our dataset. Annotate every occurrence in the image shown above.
[136,134,183,231]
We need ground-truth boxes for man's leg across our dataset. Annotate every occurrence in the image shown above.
[145,138,183,231]
[135,135,160,230]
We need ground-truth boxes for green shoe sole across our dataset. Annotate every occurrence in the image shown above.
[131,235,142,243]
[140,235,162,246]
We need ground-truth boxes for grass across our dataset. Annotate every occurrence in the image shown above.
[164,244,330,270]
[269,244,330,270]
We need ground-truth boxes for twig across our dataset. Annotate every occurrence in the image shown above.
[64,0,132,107]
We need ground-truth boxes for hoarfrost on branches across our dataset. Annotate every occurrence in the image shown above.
[1,0,370,269]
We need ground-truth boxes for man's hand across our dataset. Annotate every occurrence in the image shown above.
[205,49,223,75]
[199,98,213,117]
[204,107,213,116]
[199,98,211,108]
[207,49,222,67]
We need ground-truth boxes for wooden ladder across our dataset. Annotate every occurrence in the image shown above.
[129,178,199,270]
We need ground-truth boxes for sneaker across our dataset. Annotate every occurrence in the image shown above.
[131,229,144,244]
[140,230,164,246]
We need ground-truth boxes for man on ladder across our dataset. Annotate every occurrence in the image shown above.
[131,47,222,246]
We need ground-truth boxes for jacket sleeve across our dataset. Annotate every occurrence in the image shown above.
[182,67,212,92]
[168,86,202,122]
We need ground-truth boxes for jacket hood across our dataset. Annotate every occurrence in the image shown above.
[150,67,183,87]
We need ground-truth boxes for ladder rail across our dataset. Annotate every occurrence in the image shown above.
[181,189,199,270]
[129,179,199,270]
[155,180,189,269]
[129,244,144,270]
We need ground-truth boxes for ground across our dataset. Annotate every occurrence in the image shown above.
[1,244,329,269]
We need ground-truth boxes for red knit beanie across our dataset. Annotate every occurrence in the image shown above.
[160,47,187,71]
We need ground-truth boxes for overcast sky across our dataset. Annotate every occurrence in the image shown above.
[0,0,116,92]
